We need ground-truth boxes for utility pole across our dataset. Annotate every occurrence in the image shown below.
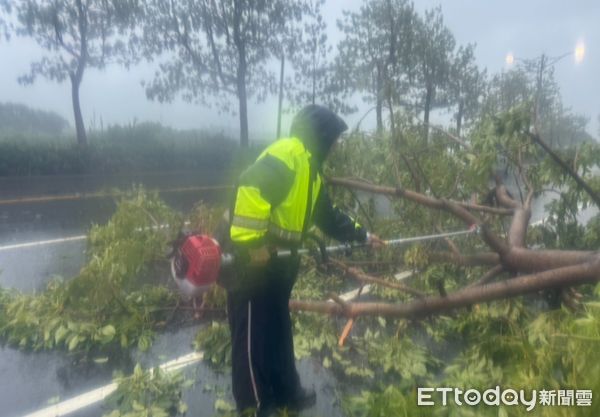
[506,43,585,148]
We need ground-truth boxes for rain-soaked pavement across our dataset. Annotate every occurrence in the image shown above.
[0,171,343,417]
[1,171,598,417]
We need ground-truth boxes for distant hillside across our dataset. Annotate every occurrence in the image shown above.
[0,102,69,137]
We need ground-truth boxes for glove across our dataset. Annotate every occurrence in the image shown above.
[247,246,274,267]
[366,232,385,248]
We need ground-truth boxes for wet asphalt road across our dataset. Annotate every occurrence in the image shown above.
[1,171,598,417]
[0,172,343,417]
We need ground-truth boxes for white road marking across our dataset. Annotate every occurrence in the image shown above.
[18,352,204,417]
[327,270,414,302]
[0,222,192,252]
[0,235,87,252]
[17,267,404,417]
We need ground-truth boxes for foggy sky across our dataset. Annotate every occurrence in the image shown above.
[0,0,598,139]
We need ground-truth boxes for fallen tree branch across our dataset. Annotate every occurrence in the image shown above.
[492,172,537,263]
[494,175,531,248]
[436,224,461,255]
[328,175,599,306]
[290,260,600,318]
[342,260,398,267]
[494,180,520,210]
[528,131,600,209]
[455,201,513,216]
[560,288,583,312]
[428,251,500,267]
[503,247,598,273]
[467,265,504,287]
[329,258,427,298]
[329,176,508,255]
[330,176,510,215]
[328,292,351,314]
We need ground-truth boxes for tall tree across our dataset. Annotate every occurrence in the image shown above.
[9,0,138,145]
[141,0,305,147]
[411,7,455,140]
[272,1,305,138]
[448,44,486,136]
[482,68,532,117]
[483,66,591,148]
[290,0,329,107]
[279,0,340,136]
[0,0,10,40]
[335,0,417,133]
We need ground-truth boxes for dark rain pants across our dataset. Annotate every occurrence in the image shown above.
[226,255,302,416]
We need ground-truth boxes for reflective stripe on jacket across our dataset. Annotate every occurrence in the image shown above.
[230,137,321,245]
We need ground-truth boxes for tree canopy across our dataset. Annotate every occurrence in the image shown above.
[10,0,139,145]
[138,0,310,147]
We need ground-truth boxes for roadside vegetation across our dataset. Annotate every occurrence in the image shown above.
[194,106,600,417]
[0,188,181,357]
[0,117,248,176]
[0,109,599,414]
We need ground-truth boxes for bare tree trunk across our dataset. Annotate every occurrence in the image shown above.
[290,260,600,318]
[328,176,600,273]
[311,53,316,105]
[375,64,383,133]
[529,132,600,209]
[70,72,87,146]
[233,0,248,148]
[276,54,285,139]
[456,100,464,137]
[330,259,427,298]
[423,82,433,142]
[534,54,546,125]
[293,124,599,319]
[237,64,249,147]
[72,0,87,146]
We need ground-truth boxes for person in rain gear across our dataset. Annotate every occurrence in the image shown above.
[226,104,382,416]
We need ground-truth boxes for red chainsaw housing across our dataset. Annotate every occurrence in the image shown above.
[179,234,222,290]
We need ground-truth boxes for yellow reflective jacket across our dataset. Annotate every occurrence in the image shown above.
[231,136,320,245]
[230,137,366,248]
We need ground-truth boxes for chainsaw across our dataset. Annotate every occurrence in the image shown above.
[170,226,477,297]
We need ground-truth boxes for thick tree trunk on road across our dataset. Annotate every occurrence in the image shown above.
[300,173,600,319]
[290,260,600,318]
